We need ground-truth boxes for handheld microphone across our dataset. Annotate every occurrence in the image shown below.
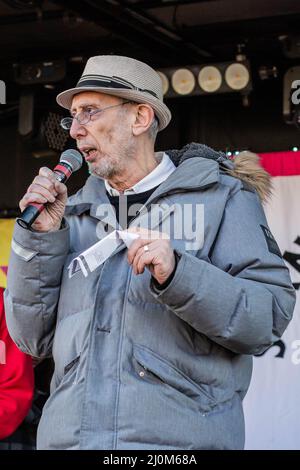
[17,149,83,229]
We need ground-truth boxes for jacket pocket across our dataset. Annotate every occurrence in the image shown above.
[64,355,80,375]
[133,343,216,412]
[56,354,81,387]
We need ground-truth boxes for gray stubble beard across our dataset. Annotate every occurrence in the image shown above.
[87,134,137,180]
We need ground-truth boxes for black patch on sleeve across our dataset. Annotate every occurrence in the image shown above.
[260,225,282,258]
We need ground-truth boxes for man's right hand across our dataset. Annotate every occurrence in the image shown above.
[19,167,68,232]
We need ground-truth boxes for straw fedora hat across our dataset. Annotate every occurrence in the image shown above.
[56,55,171,131]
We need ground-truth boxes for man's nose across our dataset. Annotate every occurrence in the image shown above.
[69,118,87,139]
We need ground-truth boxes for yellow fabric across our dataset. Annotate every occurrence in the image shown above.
[0,219,15,288]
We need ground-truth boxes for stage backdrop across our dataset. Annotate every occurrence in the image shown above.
[244,151,300,450]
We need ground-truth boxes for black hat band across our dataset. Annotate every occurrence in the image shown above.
[77,74,158,99]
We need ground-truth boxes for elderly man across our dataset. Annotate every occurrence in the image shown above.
[4,55,295,450]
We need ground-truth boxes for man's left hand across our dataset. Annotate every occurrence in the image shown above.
[127,227,175,285]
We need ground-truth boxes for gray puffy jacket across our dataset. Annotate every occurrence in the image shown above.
[4,143,296,449]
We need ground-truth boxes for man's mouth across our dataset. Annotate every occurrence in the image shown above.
[79,147,98,161]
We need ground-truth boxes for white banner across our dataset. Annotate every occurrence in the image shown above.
[244,175,300,449]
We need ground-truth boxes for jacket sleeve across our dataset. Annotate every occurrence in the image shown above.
[4,221,70,358]
[150,188,296,355]
[0,289,34,440]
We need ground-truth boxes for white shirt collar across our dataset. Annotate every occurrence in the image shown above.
[105,152,176,196]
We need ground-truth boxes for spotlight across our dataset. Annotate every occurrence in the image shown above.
[157,60,251,98]
[198,66,222,93]
[225,63,250,90]
[157,71,169,96]
[171,68,195,95]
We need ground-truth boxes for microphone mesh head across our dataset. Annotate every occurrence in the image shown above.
[60,149,83,172]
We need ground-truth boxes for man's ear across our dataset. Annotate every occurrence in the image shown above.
[132,104,155,136]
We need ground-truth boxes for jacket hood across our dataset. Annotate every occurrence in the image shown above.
[167,143,272,203]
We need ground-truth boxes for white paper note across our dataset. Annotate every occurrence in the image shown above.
[68,230,140,278]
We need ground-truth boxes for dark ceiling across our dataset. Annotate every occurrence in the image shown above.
[1,0,300,115]
[1,0,300,69]
[0,0,300,121]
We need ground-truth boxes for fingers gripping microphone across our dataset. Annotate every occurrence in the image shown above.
[17,149,83,229]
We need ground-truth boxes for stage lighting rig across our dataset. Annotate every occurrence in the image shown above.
[157,60,252,98]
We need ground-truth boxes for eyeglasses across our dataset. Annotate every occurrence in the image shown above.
[60,101,131,130]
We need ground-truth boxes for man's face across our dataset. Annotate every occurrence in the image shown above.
[70,91,137,179]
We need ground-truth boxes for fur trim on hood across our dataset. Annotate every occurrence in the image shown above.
[225,151,273,203]
[167,143,272,203]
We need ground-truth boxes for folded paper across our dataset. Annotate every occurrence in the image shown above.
[68,230,140,278]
